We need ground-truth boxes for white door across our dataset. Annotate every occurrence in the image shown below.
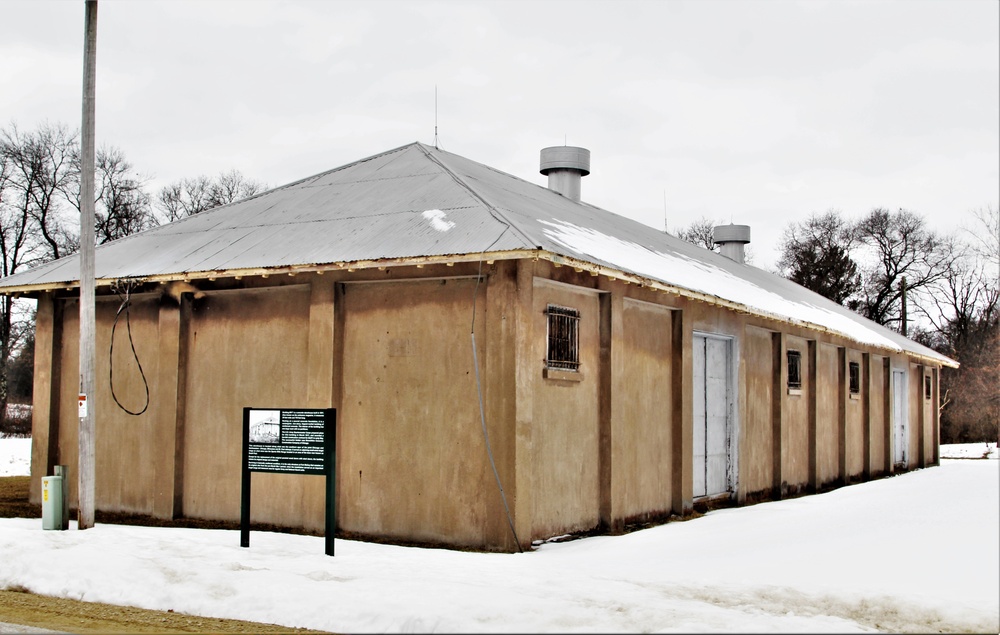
[892,369,907,467]
[693,335,733,498]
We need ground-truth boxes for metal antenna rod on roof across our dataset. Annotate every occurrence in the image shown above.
[663,190,668,233]
[434,85,439,149]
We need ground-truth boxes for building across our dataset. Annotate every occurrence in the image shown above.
[0,142,956,552]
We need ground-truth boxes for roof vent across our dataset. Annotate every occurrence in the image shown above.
[713,224,751,264]
[540,146,590,203]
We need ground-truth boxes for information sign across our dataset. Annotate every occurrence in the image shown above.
[247,409,326,474]
[241,407,336,555]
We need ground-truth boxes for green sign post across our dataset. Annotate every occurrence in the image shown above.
[241,407,336,556]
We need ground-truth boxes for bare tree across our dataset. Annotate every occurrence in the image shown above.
[0,124,76,424]
[68,145,157,244]
[157,169,267,222]
[853,207,952,330]
[211,169,267,207]
[1,123,79,261]
[968,204,999,283]
[674,216,719,251]
[778,210,860,306]
[912,206,999,443]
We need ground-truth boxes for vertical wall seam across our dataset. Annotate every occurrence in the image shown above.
[807,340,818,492]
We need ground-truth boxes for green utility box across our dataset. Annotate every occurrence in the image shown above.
[41,475,64,531]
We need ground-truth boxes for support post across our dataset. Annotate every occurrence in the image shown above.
[771,332,784,499]
[807,341,819,492]
[838,347,847,484]
[77,0,98,530]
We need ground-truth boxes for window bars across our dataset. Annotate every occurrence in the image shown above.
[546,305,581,371]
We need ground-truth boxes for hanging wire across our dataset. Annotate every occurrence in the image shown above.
[109,279,149,416]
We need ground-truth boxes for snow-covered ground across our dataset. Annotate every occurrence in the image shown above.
[940,440,998,460]
[0,437,30,477]
[0,437,997,633]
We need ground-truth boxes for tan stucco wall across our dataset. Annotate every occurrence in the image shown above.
[816,343,840,486]
[869,356,888,475]
[53,300,81,508]
[44,296,171,513]
[743,326,773,496]
[530,279,601,539]
[339,278,490,547]
[921,369,935,465]
[783,335,810,490]
[181,285,317,526]
[612,298,673,521]
[845,349,865,479]
[907,364,922,468]
[25,258,947,549]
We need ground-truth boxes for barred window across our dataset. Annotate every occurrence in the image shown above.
[546,305,580,371]
[787,350,802,390]
[849,362,860,395]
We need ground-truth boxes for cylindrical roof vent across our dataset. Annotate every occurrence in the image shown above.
[713,224,751,264]
[540,146,590,203]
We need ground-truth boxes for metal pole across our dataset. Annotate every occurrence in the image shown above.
[900,276,907,337]
[78,0,98,530]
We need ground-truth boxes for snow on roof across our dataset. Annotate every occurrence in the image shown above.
[540,219,905,352]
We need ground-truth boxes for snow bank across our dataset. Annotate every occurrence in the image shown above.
[0,437,30,477]
[940,441,998,460]
[0,434,996,633]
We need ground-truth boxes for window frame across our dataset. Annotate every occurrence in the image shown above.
[787,349,802,392]
[545,304,581,372]
[849,361,861,396]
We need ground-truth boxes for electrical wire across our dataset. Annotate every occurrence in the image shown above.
[471,256,523,552]
[109,279,149,416]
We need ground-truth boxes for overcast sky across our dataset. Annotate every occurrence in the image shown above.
[2,0,997,270]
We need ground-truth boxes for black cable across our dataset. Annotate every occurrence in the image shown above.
[109,279,149,416]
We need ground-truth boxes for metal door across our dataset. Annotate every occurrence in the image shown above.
[693,334,733,498]
[892,369,907,466]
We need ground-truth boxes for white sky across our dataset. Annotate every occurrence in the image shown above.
[2,436,998,632]
[1,0,997,270]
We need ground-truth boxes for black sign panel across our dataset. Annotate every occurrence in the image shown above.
[246,408,326,474]
[241,407,336,555]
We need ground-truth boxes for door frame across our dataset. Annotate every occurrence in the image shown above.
[892,367,908,468]
[692,331,739,499]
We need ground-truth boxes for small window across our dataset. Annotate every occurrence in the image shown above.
[924,375,932,400]
[787,350,802,390]
[849,362,860,395]
[546,305,580,371]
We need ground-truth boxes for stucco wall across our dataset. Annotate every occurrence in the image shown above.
[783,335,810,490]
[845,349,865,479]
[339,278,489,546]
[908,364,922,468]
[921,369,935,465]
[816,343,840,486]
[530,280,601,539]
[743,326,773,496]
[182,286,317,527]
[47,296,163,514]
[869,356,888,475]
[25,259,948,550]
[613,298,673,521]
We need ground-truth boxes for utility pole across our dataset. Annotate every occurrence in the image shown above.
[900,276,908,338]
[78,0,98,530]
